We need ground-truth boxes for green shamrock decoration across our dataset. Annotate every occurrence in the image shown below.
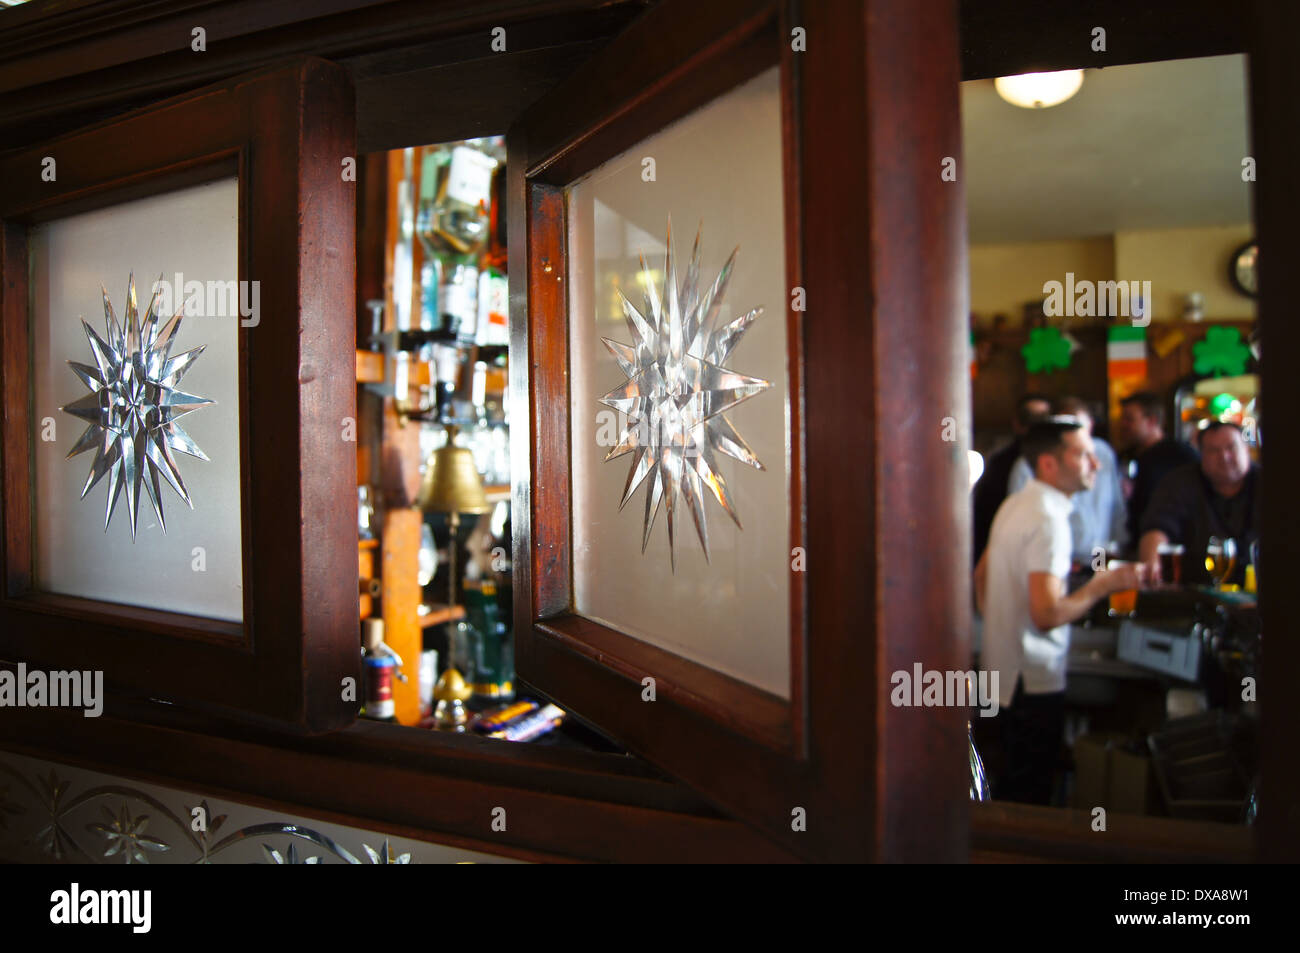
[1193,326,1251,377]
[1021,327,1072,373]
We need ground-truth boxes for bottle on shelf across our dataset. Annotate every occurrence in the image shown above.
[392,149,417,333]
[438,256,479,342]
[462,565,514,703]
[476,267,509,347]
[481,159,508,273]
[430,343,462,421]
[360,618,398,723]
[419,142,497,258]
[477,156,509,347]
[414,145,443,254]
[418,255,441,338]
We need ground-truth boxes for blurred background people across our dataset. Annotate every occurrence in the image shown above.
[1008,396,1127,566]
[1139,421,1260,587]
[1118,390,1198,547]
[972,392,1050,565]
[975,416,1146,804]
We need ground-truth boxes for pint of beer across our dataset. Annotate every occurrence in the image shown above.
[1157,542,1185,587]
[1205,536,1237,589]
[1107,559,1138,617]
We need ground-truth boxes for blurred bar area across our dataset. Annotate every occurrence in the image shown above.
[966,56,1261,825]
[352,138,614,751]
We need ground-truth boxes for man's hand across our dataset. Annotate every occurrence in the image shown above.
[1095,561,1146,595]
[1139,529,1169,584]
[1028,563,1150,631]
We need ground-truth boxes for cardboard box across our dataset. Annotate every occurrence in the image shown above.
[1072,732,1157,816]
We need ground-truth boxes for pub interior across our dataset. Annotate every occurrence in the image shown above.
[964,54,1261,823]
[0,0,1293,873]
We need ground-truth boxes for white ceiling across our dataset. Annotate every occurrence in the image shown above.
[962,54,1252,244]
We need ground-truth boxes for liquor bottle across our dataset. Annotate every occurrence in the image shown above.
[421,143,496,257]
[477,157,509,347]
[439,257,478,340]
[430,343,461,422]
[392,152,417,334]
[418,256,441,336]
[463,572,515,702]
[415,146,444,256]
[362,653,399,723]
[413,148,441,340]
[360,619,398,723]
[476,267,508,347]
[481,161,508,273]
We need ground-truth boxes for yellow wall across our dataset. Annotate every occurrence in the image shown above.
[971,225,1255,326]
[1114,224,1255,321]
[969,237,1114,324]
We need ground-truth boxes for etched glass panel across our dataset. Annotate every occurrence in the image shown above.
[568,67,790,698]
[30,178,244,622]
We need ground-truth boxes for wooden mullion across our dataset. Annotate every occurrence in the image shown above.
[1250,0,1300,864]
[525,182,572,620]
[0,60,358,732]
[0,221,32,599]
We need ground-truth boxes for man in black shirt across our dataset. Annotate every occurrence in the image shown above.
[972,392,1050,565]
[1138,421,1260,587]
[1119,391,1198,547]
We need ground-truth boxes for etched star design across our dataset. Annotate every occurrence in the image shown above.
[87,803,171,864]
[599,223,771,568]
[61,274,213,539]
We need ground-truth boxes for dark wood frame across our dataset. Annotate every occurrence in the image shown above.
[0,692,798,863]
[508,0,970,862]
[0,59,359,732]
[0,1,802,867]
[962,0,1295,863]
[0,0,1288,864]
[0,0,651,155]
[513,0,799,754]
[1245,0,1300,865]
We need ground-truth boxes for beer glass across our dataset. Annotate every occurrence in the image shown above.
[1205,536,1237,589]
[1107,559,1138,617]
[1157,542,1185,587]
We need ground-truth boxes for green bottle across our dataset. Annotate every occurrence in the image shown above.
[463,577,514,702]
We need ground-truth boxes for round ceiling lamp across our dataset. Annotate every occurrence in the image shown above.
[994,69,1084,109]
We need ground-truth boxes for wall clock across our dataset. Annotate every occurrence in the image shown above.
[1229,241,1258,298]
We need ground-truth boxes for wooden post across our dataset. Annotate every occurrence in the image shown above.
[381,507,423,725]
[376,149,429,727]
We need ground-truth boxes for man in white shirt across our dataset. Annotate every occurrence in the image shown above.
[975,417,1145,804]
[1007,397,1128,564]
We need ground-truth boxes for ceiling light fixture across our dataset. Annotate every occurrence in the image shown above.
[994,70,1084,109]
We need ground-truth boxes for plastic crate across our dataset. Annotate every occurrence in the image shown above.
[1147,712,1250,822]
[1117,619,1201,682]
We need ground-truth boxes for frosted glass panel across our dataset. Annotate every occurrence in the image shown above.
[568,67,789,698]
[31,178,244,623]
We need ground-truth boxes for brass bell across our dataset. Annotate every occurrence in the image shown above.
[418,425,491,515]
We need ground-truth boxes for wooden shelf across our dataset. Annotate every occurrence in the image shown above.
[356,348,438,388]
[484,484,510,503]
[418,603,466,628]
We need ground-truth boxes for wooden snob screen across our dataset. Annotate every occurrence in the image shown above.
[566,65,792,707]
[0,60,359,732]
[511,0,972,861]
[29,179,244,623]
